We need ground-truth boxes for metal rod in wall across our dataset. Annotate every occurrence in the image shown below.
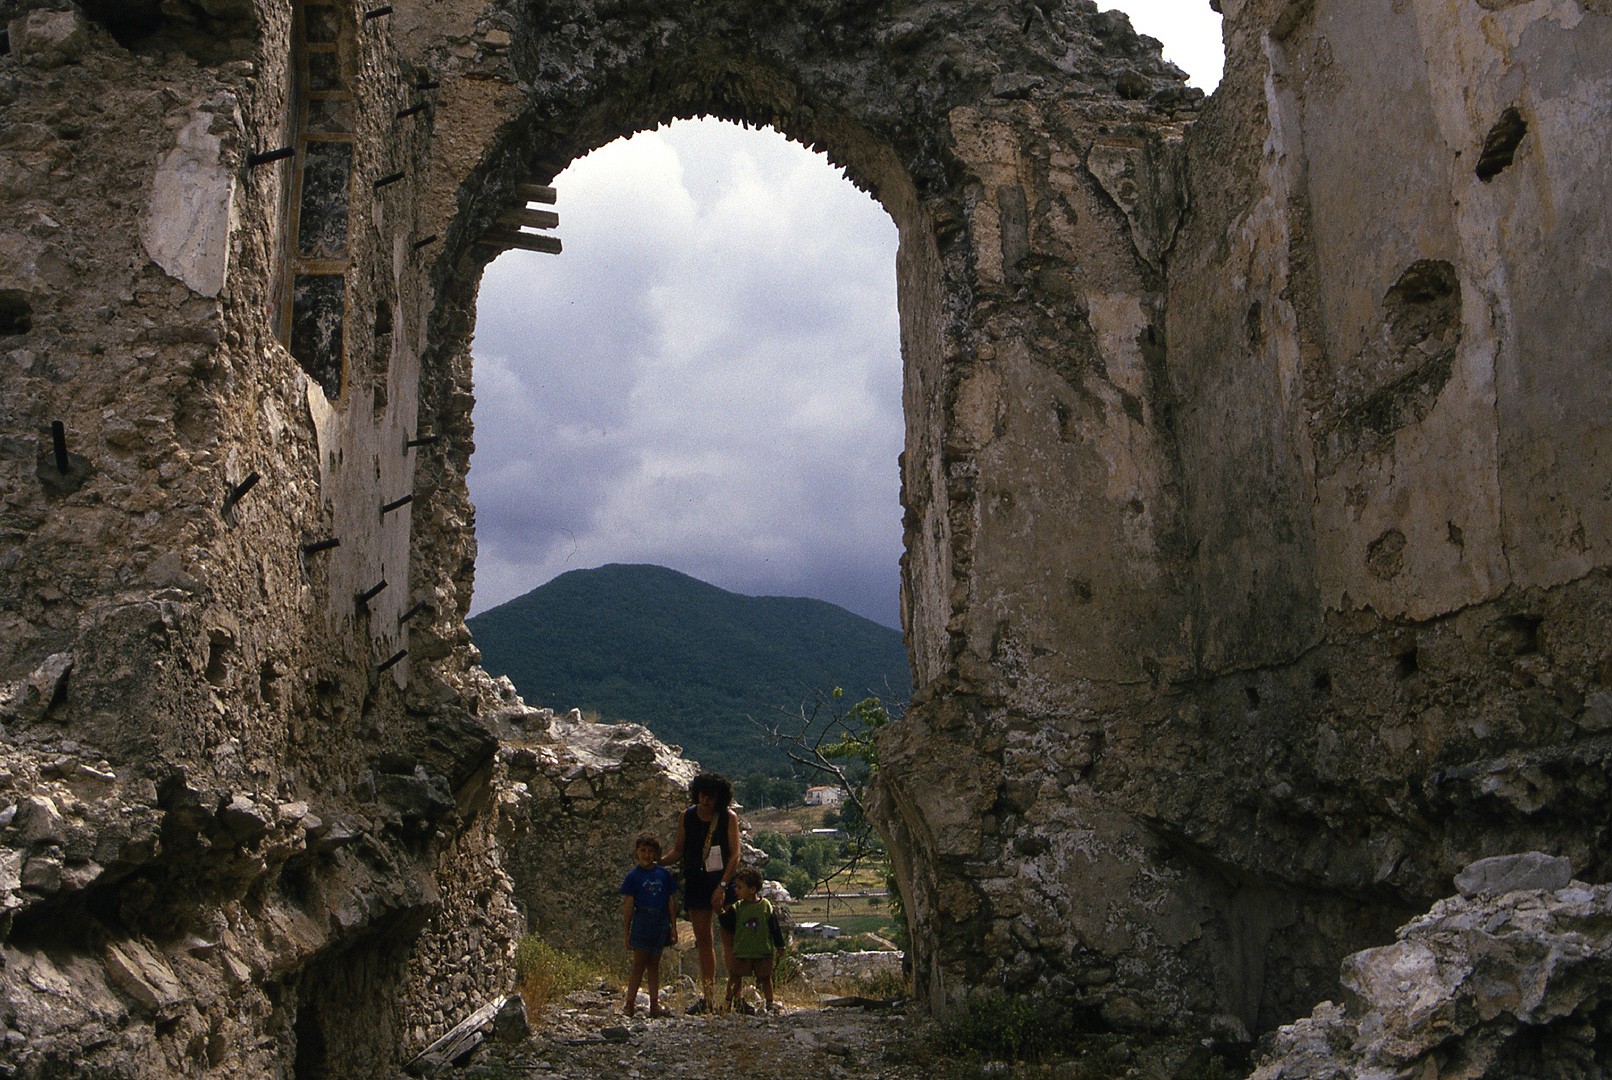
[223,471,260,513]
[247,147,296,168]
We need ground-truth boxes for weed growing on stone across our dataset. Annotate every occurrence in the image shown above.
[513,935,602,1017]
[772,946,802,987]
[855,967,910,1001]
[910,1012,1248,1080]
[933,995,1053,1061]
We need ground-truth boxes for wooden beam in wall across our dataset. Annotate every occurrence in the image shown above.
[477,229,562,255]
[496,207,559,230]
[514,183,557,204]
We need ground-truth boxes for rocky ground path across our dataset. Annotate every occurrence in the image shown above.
[477,989,926,1080]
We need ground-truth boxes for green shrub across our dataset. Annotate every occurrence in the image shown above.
[856,967,909,1000]
[783,867,813,899]
[772,947,802,987]
[934,995,1053,1062]
[512,936,596,1016]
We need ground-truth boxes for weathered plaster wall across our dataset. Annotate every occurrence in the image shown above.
[875,0,1612,1042]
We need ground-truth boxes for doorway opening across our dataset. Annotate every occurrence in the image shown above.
[466,119,905,633]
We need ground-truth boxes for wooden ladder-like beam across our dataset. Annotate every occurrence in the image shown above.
[496,207,559,230]
[477,183,562,254]
[477,229,562,255]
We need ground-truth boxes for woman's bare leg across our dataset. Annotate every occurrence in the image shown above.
[721,927,737,994]
[690,909,716,1005]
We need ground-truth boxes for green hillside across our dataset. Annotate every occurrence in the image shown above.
[467,564,911,775]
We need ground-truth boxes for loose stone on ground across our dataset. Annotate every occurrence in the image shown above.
[477,990,923,1080]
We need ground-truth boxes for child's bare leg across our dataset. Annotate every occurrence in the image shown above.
[756,956,774,1006]
[645,953,662,1015]
[625,950,650,1015]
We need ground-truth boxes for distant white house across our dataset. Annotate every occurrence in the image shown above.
[794,922,842,939]
[803,784,844,807]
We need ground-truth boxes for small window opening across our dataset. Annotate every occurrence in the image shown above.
[1476,107,1527,182]
[1495,614,1543,657]
[0,291,33,335]
[204,630,235,686]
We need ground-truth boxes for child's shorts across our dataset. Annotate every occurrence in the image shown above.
[731,954,774,978]
[630,909,671,954]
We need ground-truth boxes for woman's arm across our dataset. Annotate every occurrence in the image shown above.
[661,812,686,866]
[721,811,742,880]
[711,811,742,907]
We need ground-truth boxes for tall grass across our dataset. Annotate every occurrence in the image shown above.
[934,995,1054,1061]
[512,935,598,1017]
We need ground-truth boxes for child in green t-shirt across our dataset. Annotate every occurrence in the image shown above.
[724,866,780,1013]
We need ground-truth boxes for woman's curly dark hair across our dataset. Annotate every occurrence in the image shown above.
[688,772,733,810]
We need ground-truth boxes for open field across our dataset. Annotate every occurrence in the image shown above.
[745,805,837,833]
[794,913,896,938]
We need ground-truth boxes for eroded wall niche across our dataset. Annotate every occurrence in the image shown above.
[1,0,1610,1076]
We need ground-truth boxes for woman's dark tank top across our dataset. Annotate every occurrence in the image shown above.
[681,806,733,879]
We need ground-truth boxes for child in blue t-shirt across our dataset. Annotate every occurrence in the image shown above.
[619,833,679,1017]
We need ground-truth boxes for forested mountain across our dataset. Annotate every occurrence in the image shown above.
[467,564,911,775]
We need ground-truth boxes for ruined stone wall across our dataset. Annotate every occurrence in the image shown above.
[497,710,695,961]
[876,0,1612,1042]
[0,3,531,1075]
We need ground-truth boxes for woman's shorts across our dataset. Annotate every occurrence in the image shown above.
[684,869,736,914]
[629,909,671,954]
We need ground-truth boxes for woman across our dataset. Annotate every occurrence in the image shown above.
[660,772,742,1012]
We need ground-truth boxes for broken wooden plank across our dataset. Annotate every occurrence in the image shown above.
[477,230,562,255]
[496,207,559,230]
[514,182,557,204]
[404,994,510,1076]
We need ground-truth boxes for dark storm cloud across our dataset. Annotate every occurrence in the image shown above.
[468,121,905,627]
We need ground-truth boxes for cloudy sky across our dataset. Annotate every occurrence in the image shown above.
[467,3,1224,629]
